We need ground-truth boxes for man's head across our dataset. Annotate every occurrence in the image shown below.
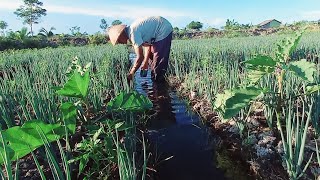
[107,24,128,45]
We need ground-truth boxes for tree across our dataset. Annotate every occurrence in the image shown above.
[38,27,55,38]
[70,26,87,37]
[8,27,30,40]
[0,21,8,36]
[111,20,122,26]
[70,26,80,36]
[14,0,47,36]
[187,21,203,31]
[223,19,251,30]
[100,19,108,31]
[173,27,180,33]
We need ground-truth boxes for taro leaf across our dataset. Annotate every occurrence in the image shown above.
[276,32,303,62]
[56,71,90,99]
[288,59,316,82]
[244,56,276,83]
[244,55,277,69]
[306,84,320,95]
[214,87,263,121]
[60,102,77,134]
[289,32,303,56]
[107,91,153,112]
[0,120,65,164]
[247,70,269,84]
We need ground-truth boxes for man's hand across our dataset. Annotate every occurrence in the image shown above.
[127,72,134,82]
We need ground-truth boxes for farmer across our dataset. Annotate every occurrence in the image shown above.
[107,16,173,82]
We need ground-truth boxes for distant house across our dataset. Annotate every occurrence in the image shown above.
[258,19,281,28]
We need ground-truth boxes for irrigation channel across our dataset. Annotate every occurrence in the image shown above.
[130,54,249,180]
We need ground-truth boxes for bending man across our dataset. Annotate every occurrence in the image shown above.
[108,16,173,82]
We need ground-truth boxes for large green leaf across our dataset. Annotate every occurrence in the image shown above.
[244,56,276,84]
[288,59,316,82]
[60,102,77,134]
[214,87,264,121]
[247,70,269,84]
[244,55,277,69]
[107,91,153,112]
[0,120,66,164]
[56,71,90,99]
[276,32,303,62]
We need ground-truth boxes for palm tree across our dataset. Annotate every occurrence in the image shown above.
[8,27,30,40]
[38,27,56,38]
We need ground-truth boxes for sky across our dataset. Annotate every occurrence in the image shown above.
[1,0,320,34]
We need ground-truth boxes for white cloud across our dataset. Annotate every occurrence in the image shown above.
[118,6,188,19]
[301,11,320,20]
[0,0,23,10]
[0,0,190,20]
[45,5,189,20]
[207,18,226,27]
[197,17,226,28]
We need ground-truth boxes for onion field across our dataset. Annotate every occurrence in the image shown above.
[0,32,319,179]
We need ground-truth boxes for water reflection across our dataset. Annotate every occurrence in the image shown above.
[132,54,225,180]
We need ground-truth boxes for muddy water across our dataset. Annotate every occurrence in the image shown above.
[131,54,226,180]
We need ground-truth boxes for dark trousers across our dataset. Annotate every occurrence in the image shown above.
[149,32,172,82]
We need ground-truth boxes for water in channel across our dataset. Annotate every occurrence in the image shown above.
[131,54,226,180]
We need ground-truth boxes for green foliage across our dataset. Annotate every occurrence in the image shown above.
[306,84,320,95]
[0,120,65,165]
[245,55,277,68]
[288,59,316,82]
[111,20,122,26]
[214,87,263,120]
[69,26,87,37]
[187,21,203,30]
[244,55,277,84]
[14,0,47,36]
[100,19,108,31]
[8,27,30,40]
[70,26,80,36]
[0,21,8,36]
[276,31,303,62]
[56,70,90,99]
[88,32,107,44]
[69,127,107,177]
[0,21,8,31]
[60,102,77,134]
[38,27,55,38]
[212,30,319,179]
[223,19,252,30]
[107,91,153,112]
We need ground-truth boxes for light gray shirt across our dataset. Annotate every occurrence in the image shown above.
[127,16,173,48]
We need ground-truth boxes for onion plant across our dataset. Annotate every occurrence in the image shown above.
[169,31,320,179]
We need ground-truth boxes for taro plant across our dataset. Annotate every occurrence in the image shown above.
[106,90,152,180]
[56,58,91,133]
[213,31,320,179]
[70,90,152,180]
[0,59,91,179]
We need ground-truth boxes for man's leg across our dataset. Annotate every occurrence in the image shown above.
[150,32,172,82]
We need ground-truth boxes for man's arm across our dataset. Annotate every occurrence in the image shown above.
[129,45,144,75]
[141,45,151,69]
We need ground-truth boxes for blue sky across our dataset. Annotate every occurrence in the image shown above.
[1,0,320,34]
